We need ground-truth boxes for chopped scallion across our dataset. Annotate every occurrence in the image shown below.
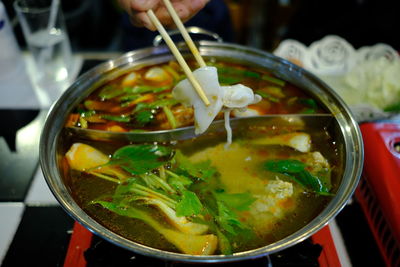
[101,114,131,123]
[162,106,177,129]
[261,74,286,86]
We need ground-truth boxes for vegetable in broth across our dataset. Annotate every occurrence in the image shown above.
[65,60,325,132]
[62,59,339,255]
[64,121,339,255]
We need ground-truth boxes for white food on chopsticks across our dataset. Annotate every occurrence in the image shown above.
[232,107,262,117]
[172,66,260,143]
[222,84,262,108]
[221,84,261,146]
[173,66,223,134]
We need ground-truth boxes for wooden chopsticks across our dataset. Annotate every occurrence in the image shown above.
[161,0,206,68]
[146,1,210,106]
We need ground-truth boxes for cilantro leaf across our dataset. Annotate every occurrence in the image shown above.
[167,173,193,192]
[216,201,248,235]
[133,102,150,112]
[111,145,172,175]
[214,191,256,211]
[134,110,154,126]
[176,190,203,217]
[216,229,232,255]
[175,151,218,181]
[113,178,137,199]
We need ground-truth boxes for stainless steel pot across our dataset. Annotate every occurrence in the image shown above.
[40,41,363,263]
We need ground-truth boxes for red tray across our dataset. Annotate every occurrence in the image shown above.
[63,222,340,267]
[355,122,400,267]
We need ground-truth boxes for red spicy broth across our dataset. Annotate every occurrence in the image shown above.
[65,60,326,132]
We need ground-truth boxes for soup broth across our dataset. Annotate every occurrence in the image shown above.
[65,60,325,132]
[60,58,342,256]
[62,117,340,255]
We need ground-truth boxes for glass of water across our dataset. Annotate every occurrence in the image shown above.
[14,0,72,84]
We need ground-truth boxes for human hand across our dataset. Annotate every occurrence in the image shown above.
[118,0,210,31]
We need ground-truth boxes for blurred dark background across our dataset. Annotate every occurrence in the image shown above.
[3,0,400,52]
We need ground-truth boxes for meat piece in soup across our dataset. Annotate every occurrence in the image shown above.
[65,60,325,132]
[63,120,339,255]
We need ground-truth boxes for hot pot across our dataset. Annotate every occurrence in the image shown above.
[40,41,363,263]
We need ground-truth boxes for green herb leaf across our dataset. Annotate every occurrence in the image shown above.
[296,171,331,195]
[218,75,242,85]
[162,106,177,129]
[263,159,332,195]
[384,102,400,112]
[261,74,286,86]
[299,98,318,109]
[113,178,137,199]
[111,145,172,175]
[216,200,248,235]
[134,110,154,126]
[216,229,232,255]
[124,85,170,94]
[167,171,193,192]
[99,85,124,100]
[132,99,178,112]
[148,98,179,109]
[214,191,256,211]
[216,65,260,79]
[255,90,280,103]
[175,151,218,181]
[83,100,96,110]
[119,94,140,103]
[298,98,318,114]
[79,117,88,129]
[302,108,316,114]
[93,200,158,228]
[215,65,264,85]
[243,71,261,78]
[78,109,96,118]
[264,159,306,173]
[176,190,203,217]
[101,114,131,123]
[195,161,218,180]
[133,102,150,112]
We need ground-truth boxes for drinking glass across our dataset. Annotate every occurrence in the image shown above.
[0,0,24,80]
[14,0,72,84]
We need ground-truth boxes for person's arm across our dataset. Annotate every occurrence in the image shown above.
[118,0,209,30]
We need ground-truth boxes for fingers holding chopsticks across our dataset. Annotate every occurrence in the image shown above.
[118,0,210,30]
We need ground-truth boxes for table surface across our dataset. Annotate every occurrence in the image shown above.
[0,54,386,267]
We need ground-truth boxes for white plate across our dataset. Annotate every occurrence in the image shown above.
[274,35,400,122]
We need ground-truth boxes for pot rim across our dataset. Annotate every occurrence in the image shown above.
[40,40,363,263]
